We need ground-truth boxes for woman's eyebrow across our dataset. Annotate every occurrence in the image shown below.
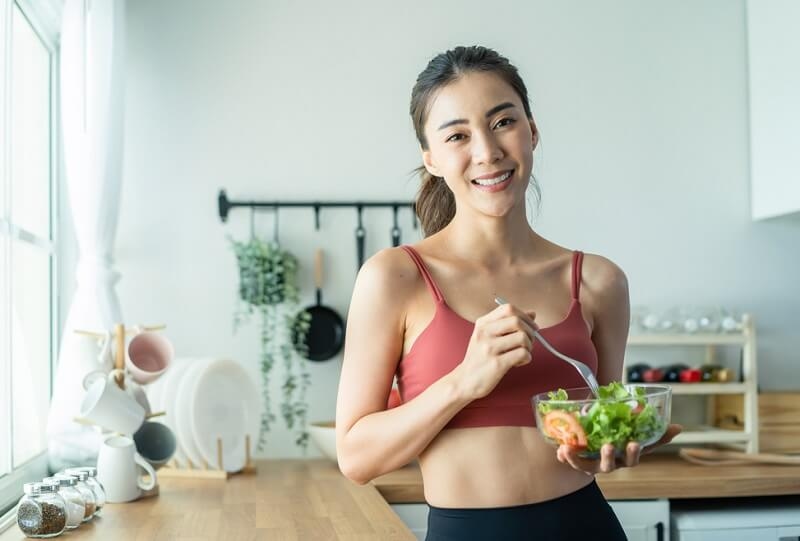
[437,102,517,131]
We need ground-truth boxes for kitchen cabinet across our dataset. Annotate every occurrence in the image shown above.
[672,499,800,541]
[625,314,758,453]
[391,500,669,541]
[747,0,800,220]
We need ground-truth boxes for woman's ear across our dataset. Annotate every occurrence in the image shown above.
[530,119,540,151]
[422,149,442,177]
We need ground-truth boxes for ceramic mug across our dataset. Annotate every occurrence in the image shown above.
[83,369,152,415]
[96,435,157,503]
[125,330,173,385]
[80,371,146,435]
[133,421,176,470]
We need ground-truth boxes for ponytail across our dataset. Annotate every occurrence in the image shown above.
[414,167,455,237]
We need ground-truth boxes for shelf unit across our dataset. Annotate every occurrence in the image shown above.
[624,314,758,453]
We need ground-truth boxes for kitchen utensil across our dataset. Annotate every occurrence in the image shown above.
[391,205,401,247]
[79,371,146,435]
[533,384,672,458]
[158,357,191,467]
[126,331,173,384]
[191,358,260,472]
[679,447,800,466]
[494,296,600,397]
[84,369,152,415]
[175,359,211,467]
[355,205,366,269]
[96,435,157,503]
[295,249,345,361]
[133,421,176,470]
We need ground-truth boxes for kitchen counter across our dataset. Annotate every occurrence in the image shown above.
[2,456,800,540]
[374,453,800,502]
[0,460,415,541]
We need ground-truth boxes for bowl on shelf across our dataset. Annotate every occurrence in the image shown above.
[309,421,337,463]
[532,383,672,459]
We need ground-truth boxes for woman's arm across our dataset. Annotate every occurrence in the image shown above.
[335,249,472,484]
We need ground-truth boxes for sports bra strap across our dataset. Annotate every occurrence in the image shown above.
[400,245,444,303]
[571,250,584,301]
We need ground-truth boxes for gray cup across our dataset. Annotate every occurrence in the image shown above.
[133,421,176,470]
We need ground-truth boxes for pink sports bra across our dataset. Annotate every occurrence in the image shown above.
[395,245,599,429]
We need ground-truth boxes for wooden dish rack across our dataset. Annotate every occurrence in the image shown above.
[75,322,257,481]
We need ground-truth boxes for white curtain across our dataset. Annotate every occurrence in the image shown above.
[46,0,126,471]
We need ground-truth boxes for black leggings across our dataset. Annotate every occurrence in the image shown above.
[425,480,627,541]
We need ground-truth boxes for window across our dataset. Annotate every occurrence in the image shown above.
[0,0,59,521]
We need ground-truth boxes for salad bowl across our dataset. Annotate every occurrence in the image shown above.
[532,383,671,459]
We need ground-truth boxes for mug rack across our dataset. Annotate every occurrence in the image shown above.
[217,189,417,229]
[75,323,258,481]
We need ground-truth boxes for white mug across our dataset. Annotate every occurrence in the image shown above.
[96,435,157,503]
[80,371,145,435]
[84,369,152,416]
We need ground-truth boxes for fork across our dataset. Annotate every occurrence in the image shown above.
[494,296,600,397]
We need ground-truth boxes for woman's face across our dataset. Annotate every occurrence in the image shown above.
[421,71,538,219]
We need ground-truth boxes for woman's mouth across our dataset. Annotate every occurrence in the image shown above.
[471,170,514,192]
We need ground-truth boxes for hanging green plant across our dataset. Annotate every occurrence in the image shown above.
[229,235,312,451]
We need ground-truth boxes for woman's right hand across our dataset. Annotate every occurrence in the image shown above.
[453,302,538,400]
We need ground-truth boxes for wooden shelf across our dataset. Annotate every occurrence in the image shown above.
[627,334,746,346]
[625,314,758,453]
[650,383,750,395]
[672,426,753,444]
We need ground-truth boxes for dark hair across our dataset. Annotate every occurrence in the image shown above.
[410,45,538,236]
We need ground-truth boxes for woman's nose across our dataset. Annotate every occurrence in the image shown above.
[471,131,504,165]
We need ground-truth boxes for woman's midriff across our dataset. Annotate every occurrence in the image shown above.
[418,425,594,508]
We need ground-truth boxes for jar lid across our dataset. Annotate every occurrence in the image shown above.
[23,482,58,495]
[65,466,96,477]
[62,470,88,481]
[44,475,77,487]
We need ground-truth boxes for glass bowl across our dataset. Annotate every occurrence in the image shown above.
[532,383,672,459]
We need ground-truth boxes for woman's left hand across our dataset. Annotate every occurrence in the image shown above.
[557,424,683,475]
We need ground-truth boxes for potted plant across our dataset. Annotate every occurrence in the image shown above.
[230,236,311,451]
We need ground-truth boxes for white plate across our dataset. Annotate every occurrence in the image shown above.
[174,358,211,467]
[158,357,192,467]
[190,359,260,472]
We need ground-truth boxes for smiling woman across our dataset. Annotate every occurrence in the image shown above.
[333,45,660,541]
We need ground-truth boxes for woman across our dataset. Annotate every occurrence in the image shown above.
[336,45,680,541]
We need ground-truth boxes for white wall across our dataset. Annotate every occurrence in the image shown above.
[59,0,800,458]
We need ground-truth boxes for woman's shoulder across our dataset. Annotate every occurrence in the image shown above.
[578,251,629,308]
[353,245,426,299]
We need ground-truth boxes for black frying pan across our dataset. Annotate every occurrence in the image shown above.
[295,249,344,361]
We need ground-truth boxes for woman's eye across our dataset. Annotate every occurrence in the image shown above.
[494,118,516,129]
[446,133,466,143]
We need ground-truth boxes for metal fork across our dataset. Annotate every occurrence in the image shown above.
[494,296,600,397]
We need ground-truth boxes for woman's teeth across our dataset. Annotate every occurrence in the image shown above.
[473,171,511,186]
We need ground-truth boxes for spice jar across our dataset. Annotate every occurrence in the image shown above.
[42,477,84,529]
[58,470,95,521]
[16,482,67,538]
[64,467,105,514]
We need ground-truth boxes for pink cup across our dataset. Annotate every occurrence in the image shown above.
[126,332,173,385]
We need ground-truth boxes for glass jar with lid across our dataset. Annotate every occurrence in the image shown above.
[42,476,84,529]
[16,482,67,538]
[57,470,95,521]
[63,467,105,513]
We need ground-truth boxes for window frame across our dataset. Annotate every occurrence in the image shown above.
[0,0,60,523]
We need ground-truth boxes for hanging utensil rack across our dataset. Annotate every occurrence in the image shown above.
[217,189,417,229]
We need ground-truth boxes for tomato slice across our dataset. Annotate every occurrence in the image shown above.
[542,410,588,449]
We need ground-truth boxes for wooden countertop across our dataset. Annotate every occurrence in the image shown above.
[0,460,415,541]
[3,456,800,540]
[374,453,800,503]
